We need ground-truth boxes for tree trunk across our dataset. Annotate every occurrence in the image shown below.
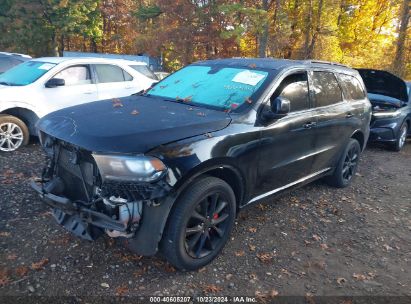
[306,0,323,59]
[303,0,313,59]
[258,0,270,58]
[392,0,410,77]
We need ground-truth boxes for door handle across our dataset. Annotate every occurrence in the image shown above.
[346,113,354,118]
[303,122,317,129]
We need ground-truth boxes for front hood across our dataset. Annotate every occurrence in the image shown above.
[368,93,403,109]
[37,95,232,154]
[357,69,408,103]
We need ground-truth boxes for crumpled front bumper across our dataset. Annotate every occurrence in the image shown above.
[31,180,127,241]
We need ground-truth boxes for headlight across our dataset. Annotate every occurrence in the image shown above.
[93,154,167,182]
[372,110,401,118]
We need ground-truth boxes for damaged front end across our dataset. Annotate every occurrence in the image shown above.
[31,133,171,241]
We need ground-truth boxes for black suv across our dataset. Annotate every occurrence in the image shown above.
[357,69,411,151]
[32,59,371,270]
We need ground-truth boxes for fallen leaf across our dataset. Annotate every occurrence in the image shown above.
[115,285,128,296]
[337,277,346,285]
[320,243,329,250]
[198,267,207,273]
[249,273,257,280]
[15,266,29,277]
[235,250,245,257]
[31,258,49,271]
[248,227,257,233]
[183,96,192,102]
[164,264,176,273]
[383,244,393,251]
[226,274,233,280]
[0,232,10,237]
[6,254,17,260]
[101,282,110,288]
[0,269,11,287]
[312,234,321,241]
[203,284,222,293]
[257,253,272,263]
[249,244,256,251]
[353,273,367,281]
[112,98,123,108]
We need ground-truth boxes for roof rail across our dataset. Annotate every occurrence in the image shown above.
[304,60,349,68]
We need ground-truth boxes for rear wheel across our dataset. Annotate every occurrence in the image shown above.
[390,123,408,152]
[325,138,361,188]
[161,176,236,271]
[0,115,29,152]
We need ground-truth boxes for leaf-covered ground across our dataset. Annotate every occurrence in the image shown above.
[0,142,410,299]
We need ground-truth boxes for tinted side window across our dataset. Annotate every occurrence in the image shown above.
[272,72,310,112]
[129,65,158,80]
[338,74,366,100]
[95,64,127,83]
[53,65,91,86]
[312,71,343,107]
[123,70,133,81]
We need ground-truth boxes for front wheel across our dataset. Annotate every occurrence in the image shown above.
[0,115,29,152]
[325,138,361,188]
[390,123,408,152]
[160,176,236,271]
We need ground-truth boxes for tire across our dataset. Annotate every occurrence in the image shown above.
[0,115,29,152]
[325,138,361,188]
[160,176,236,271]
[389,123,408,152]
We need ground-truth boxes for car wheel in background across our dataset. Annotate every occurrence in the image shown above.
[325,138,361,188]
[0,115,29,152]
[161,176,236,271]
[390,123,408,152]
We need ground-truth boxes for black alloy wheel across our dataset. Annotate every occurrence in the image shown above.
[185,192,231,259]
[161,176,236,270]
[326,138,361,188]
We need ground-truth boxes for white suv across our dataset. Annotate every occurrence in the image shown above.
[0,57,157,152]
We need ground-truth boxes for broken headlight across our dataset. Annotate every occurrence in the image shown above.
[93,154,167,182]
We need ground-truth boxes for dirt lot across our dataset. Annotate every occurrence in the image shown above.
[0,141,410,300]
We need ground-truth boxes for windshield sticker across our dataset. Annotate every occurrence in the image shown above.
[38,63,55,70]
[232,70,265,86]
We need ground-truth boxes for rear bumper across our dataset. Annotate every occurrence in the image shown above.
[31,180,127,240]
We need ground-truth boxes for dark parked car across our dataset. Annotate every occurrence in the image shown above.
[0,52,31,74]
[357,69,411,151]
[32,59,371,270]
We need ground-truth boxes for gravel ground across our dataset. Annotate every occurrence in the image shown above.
[0,141,410,300]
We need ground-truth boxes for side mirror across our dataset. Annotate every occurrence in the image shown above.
[45,78,65,88]
[271,97,290,115]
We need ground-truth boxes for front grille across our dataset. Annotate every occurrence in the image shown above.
[56,145,96,202]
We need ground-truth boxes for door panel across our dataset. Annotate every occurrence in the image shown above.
[43,65,98,113]
[255,71,317,196]
[309,70,354,171]
[94,64,133,100]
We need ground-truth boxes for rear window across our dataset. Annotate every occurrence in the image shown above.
[338,74,365,100]
[129,65,158,80]
[0,57,22,73]
[312,71,343,107]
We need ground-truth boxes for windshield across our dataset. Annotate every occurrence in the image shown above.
[129,65,158,80]
[0,61,56,86]
[147,65,270,111]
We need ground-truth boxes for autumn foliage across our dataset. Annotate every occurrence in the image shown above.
[0,0,409,78]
